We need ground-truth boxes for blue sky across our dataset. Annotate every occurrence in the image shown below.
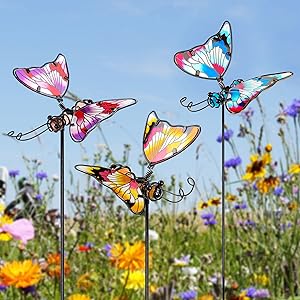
[0,1,299,211]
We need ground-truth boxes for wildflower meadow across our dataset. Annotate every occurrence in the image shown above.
[0,97,299,300]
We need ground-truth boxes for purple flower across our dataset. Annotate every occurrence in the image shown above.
[35,194,43,201]
[9,170,19,177]
[200,212,214,220]
[216,129,234,143]
[36,171,48,180]
[201,212,217,226]
[103,244,112,257]
[284,99,300,117]
[204,218,217,226]
[173,254,190,266]
[292,185,299,196]
[234,202,247,210]
[252,182,258,191]
[224,156,242,168]
[273,187,283,196]
[244,219,256,227]
[246,286,257,297]
[241,107,254,121]
[280,173,291,182]
[280,222,292,231]
[254,288,270,298]
[85,242,94,249]
[179,290,197,300]
[0,284,7,292]
[280,196,289,205]
[21,286,37,296]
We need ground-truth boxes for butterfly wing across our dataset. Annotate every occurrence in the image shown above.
[143,111,201,166]
[225,72,293,114]
[75,164,145,214]
[13,54,69,99]
[174,21,232,80]
[69,98,137,142]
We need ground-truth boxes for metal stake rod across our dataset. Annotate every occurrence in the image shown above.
[60,129,65,300]
[221,104,225,299]
[145,198,150,300]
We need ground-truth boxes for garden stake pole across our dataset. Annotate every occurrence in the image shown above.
[60,129,65,300]
[221,104,225,299]
[145,197,150,300]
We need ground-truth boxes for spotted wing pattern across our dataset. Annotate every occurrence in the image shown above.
[225,72,293,114]
[143,111,201,165]
[13,54,69,99]
[69,98,137,142]
[75,164,145,214]
[174,21,232,79]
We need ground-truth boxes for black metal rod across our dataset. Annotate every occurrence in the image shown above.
[145,198,150,300]
[221,104,225,299]
[60,129,65,299]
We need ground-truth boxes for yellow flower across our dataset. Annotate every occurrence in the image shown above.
[0,260,42,288]
[256,176,280,194]
[238,291,251,300]
[226,193,238,202]
[198,294,214,300]
[121,270,145,290]
[265,144,272,152]
[77,272,97,290]
[0,203,5,214]
[288,163,300,174]
[242,153,271,181]
[253,273,270,286]
[0,215,13,242]
[67,294,91,300]
[288,201,298,211]
[46,253,71,278]
[110,243,125,262]
[105,228,115,238]
[197,201,209,210]
[110,241,148,271]
[207,197,221,206]
[150,284,158,293]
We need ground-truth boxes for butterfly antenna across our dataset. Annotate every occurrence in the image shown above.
[56,97,67,111]
[144,165,154,180]
[180,97,210,112]
[161,177,195,203]
[5,122,49,142]
[217,78,226,89]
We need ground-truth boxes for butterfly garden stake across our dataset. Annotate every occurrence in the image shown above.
[76,111,201,300]
[174,21,293,299]
[8,54,137,299]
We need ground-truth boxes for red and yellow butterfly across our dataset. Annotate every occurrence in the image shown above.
[75,111,201,214]
[11,54,136,142]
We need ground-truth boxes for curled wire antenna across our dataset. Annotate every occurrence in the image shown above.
[144,165,154,180]
[6,122,49,141]
[162,177,195,203]
[180,96,209,112]
[5,114,68,142]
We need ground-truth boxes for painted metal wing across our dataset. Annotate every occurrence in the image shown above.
[69,98,137,142]
[174,21,232,80]
[75,164,145,214]
[13,54,69,99]
[143,111,201,166]
[225,72,293,114]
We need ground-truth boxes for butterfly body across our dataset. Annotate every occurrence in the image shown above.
[136,177,164,202]
[75,111,200,214]
[174,21,293,114]
[12,54,137,142]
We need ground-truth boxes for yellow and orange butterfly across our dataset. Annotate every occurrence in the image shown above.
[75,111,201,214]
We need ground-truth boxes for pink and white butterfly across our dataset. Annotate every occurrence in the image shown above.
[10,54,137,142]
